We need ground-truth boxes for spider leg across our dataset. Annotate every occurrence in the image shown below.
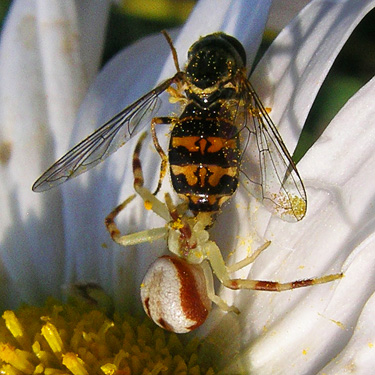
[105,194,167,246]
[132,131,170,221]
[201,261,239,314]
[105,132,171,247]
[202,239,342,295]
[225,273,343,292]
[226,241,271,273]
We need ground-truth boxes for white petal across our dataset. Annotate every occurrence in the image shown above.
[229,71,375,375]
[75,0,110,84]
[0,0,109,307]
[251,0,375,151]
[267,0,311,32]
[319,291,375,374]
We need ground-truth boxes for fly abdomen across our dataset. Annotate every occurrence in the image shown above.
[169,109,240,214]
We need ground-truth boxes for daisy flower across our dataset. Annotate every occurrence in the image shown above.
[1,0,375,373]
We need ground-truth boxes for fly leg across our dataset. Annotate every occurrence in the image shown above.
[150,116,176,195]
[150,33,186,197]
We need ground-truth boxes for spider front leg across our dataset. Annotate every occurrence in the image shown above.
[105,194,167,247]
[132,131,171,221]
[105,132,170,247]
[226,272,344,292]
[203,240,343,293]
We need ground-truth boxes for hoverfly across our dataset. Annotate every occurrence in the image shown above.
[32,32,335,334]
[33,31,306,223]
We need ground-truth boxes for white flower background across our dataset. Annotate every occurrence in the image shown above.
[1,0,375,374]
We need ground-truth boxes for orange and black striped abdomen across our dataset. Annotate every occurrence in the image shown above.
[169,104,240,214]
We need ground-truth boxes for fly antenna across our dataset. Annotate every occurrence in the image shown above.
[162,30,181,72]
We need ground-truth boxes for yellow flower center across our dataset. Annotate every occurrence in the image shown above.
[0,298,215,374]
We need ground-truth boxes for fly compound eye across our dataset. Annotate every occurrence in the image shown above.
[140,255,211,333]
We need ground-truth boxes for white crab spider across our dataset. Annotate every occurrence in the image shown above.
[105,133,342,333]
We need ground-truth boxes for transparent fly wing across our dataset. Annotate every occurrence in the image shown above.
[33,74,181,192]
[237,78,307,222]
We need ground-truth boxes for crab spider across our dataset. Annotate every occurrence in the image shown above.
[105,133,343,333]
